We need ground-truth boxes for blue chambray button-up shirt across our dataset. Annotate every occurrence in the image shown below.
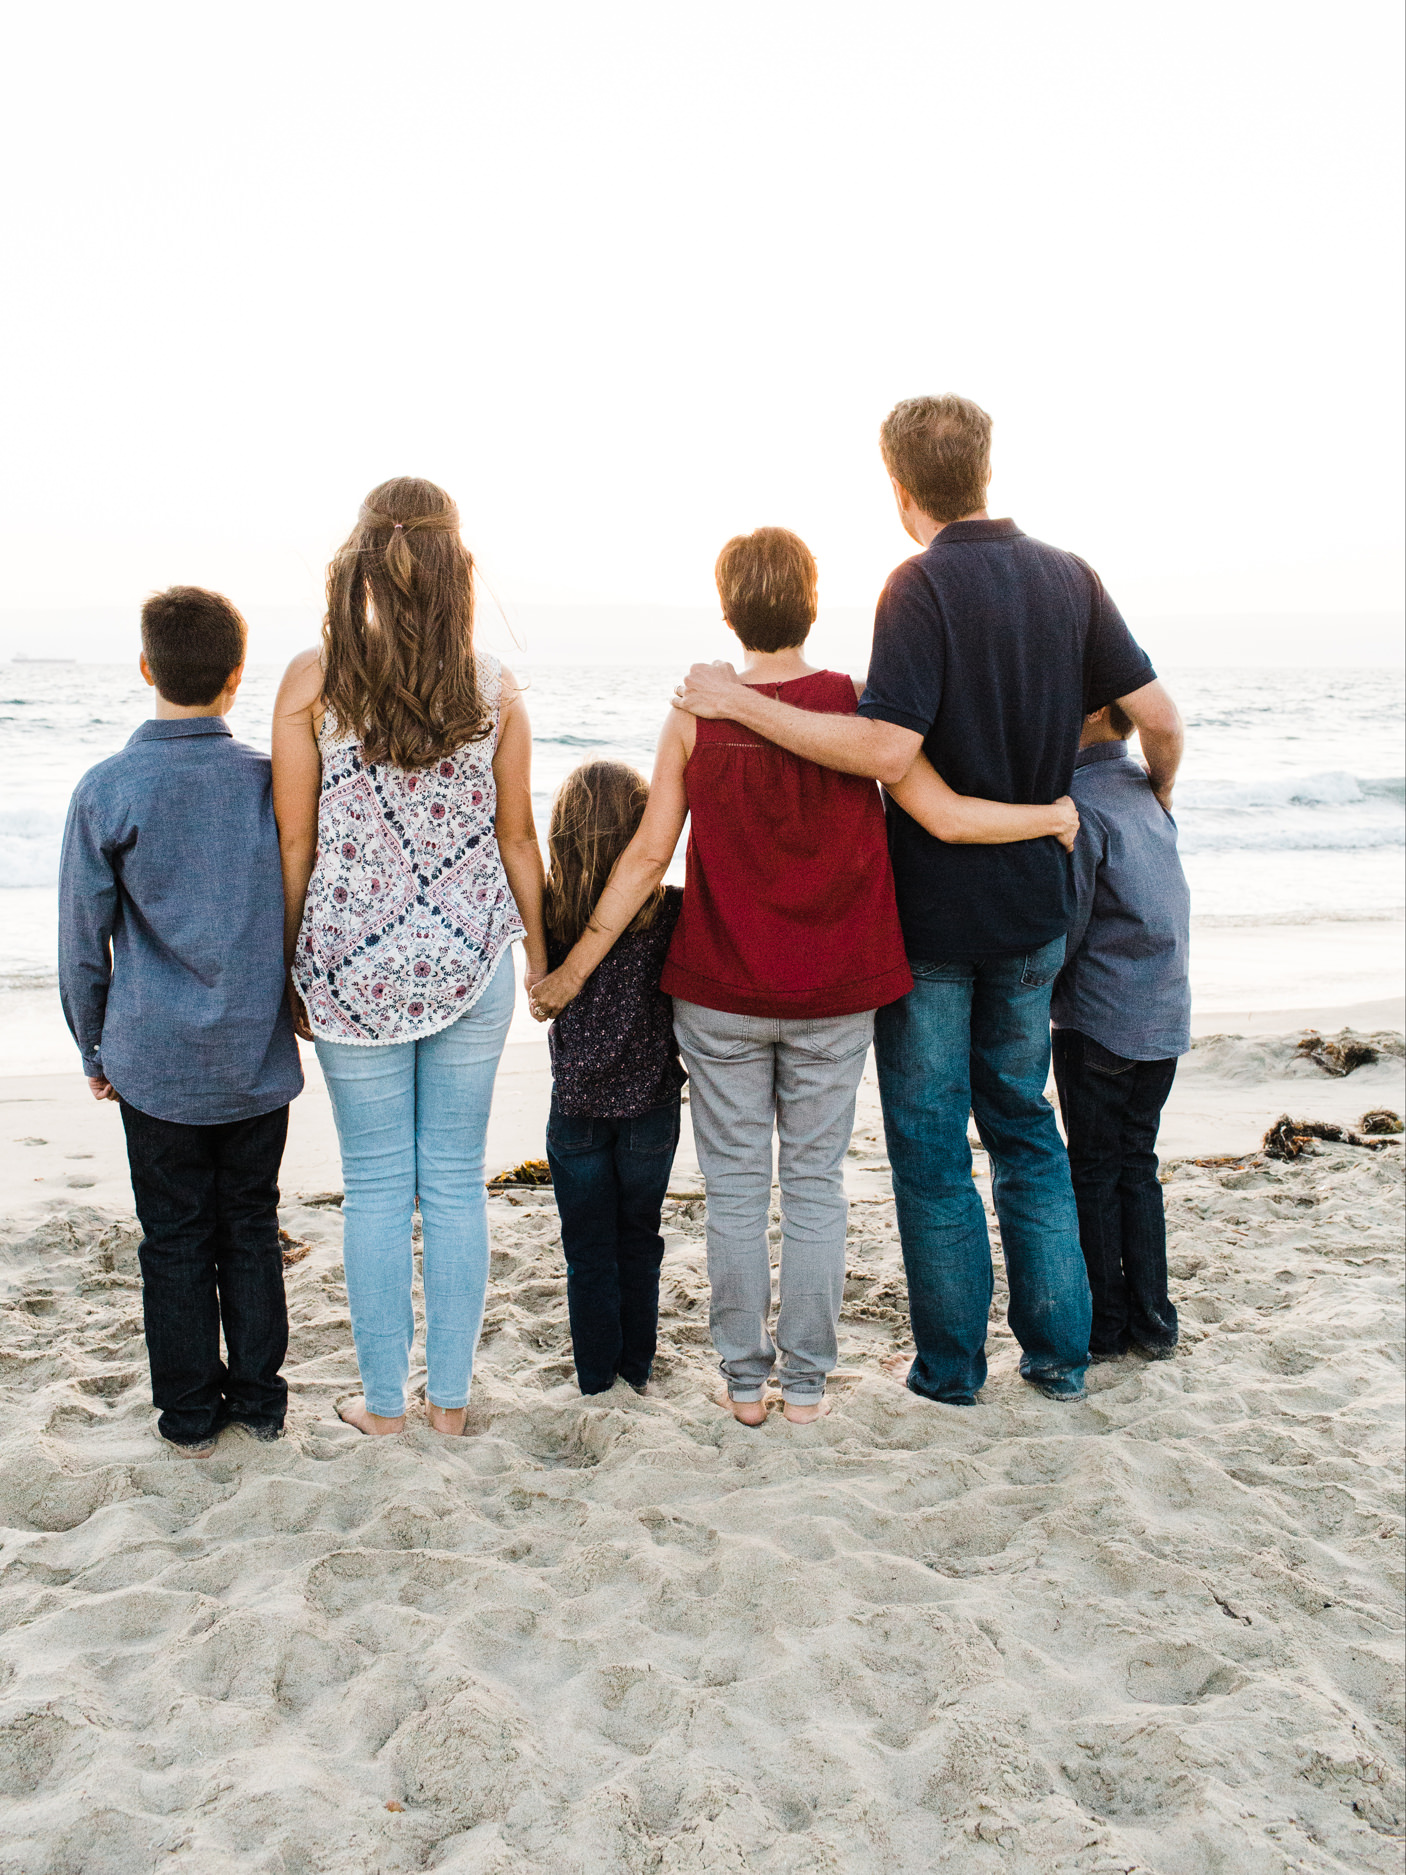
[58,716,304,1125]
[1050,740,1192,1061]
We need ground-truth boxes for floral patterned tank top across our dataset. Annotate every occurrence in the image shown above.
[294,651,525,1045]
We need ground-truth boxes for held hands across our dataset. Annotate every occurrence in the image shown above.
[672,661,749,719]
[528,966,580,1022]
[1051,796,1080,852]
[287,975,314,1042]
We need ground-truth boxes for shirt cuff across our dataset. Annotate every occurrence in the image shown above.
[855,700,933,735]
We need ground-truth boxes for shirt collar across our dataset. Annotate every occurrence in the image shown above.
[127,716,234,746]
[1074,739,1128,770]
[927,517,1024,546]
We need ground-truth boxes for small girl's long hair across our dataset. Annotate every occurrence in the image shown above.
[545,760,664,948]
[322,475,491,770]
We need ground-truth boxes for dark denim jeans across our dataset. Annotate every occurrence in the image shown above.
[874,937,1091,1404]
[545,1095,681,1394]
[120,1100,290,1446]
[1051,1030,1179,1358]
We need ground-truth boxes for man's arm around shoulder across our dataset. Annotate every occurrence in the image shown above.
[671,663,922,785]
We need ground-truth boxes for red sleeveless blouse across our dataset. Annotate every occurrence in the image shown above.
[660,670,913,1019]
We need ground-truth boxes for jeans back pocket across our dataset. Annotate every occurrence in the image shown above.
[1019,935,1067,988]
[546,1111,606,1155]
[1083,1036,1136,1078]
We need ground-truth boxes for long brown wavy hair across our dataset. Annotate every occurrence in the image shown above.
[322,476,492,769]
[545,761,665,948]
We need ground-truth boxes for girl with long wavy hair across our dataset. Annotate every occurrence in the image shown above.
[273,477,547,1438]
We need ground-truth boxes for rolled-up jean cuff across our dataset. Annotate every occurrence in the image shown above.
[727,1386,766,1403]
[781,1385,825,1403]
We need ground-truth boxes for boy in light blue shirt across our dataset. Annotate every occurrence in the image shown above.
[59,587,302,1454]
[1050,699,1191,1362]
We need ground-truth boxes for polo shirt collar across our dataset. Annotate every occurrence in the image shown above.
[1074,740,1128,770]
[930,517,1024,545]
[128,716,233,745]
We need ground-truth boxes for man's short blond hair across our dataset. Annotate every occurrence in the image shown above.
[879,394,993,524]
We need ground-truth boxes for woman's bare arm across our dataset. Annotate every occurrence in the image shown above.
[529,713,691,1019]
[493,669,549,987]
[888,753,1079,849]
[831,677,1078,848]
[271,650,325,1039]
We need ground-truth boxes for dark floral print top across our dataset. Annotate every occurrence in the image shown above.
[548,886,686,1118]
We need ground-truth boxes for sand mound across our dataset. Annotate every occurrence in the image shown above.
[0,1140,1402,1873]
[1185,1026,1405,1087]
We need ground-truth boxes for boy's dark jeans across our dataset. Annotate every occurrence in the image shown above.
[120,1100,290,1446]
[545,1095,681,1394]
[1051,1031,1179,1358]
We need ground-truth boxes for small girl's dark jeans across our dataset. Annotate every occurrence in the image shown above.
[545,1094,681,1394]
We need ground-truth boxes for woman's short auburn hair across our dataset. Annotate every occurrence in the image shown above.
[714,527,817,653]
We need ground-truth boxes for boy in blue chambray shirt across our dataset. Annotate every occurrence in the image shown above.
[58,587,302,1456]
[1050,699,1191,1364]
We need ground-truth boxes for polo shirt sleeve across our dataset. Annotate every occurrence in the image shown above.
[1083,568,1157,710]
[856,560,945,735]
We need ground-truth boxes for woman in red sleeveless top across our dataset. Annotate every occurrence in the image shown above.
[531,530,1077,1424]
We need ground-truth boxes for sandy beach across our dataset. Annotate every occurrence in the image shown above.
[0,992,1401,1873]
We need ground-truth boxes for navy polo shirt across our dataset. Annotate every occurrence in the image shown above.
[857,518,1156,959]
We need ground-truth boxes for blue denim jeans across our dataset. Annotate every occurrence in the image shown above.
[315,953,514,1416]
[874,936,1091,1404]
[545,1095,681,1393]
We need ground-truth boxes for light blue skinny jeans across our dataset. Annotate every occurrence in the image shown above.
[315,953,514,1416]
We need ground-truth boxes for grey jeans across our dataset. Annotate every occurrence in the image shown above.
[673,999,873,1403]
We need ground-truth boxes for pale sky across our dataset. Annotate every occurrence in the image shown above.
[2,0,1401,643]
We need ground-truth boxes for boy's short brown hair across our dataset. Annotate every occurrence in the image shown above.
[140,586,248,707]
[879,394,993,524]
[714,527,817,653]
[1106,699,1134,738]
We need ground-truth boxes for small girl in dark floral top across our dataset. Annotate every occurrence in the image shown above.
[536,761,684,1394]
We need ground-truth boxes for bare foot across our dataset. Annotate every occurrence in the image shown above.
[427,1402,469,1437]
[165,1438,217,1459]
[782,1396,832,1425]
[337,1398,405,1436]
[881,1351,913,1381]
[715,1391,767,1427]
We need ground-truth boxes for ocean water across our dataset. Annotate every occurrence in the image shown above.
[1,661,1401,1006]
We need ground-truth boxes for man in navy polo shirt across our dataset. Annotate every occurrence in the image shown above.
[673,395,1184,1406]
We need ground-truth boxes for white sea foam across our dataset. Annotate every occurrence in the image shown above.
[0,804,66,887]
[1175,768,1370,810]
